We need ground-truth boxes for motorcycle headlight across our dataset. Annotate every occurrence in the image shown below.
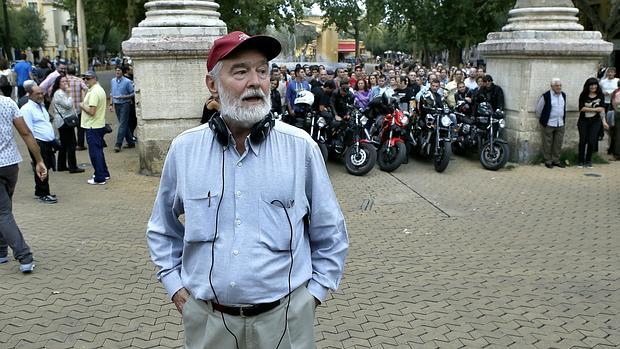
[360,116,369,125]
[441,115,452,127]
[498,119,506,128]
[317,117,326,128]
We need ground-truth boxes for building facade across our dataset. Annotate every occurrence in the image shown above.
[9,0,77,61]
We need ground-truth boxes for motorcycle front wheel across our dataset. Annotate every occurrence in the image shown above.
[479,141,509,171]
[344,143,377,176]
[377,142,406,172]
[434,142,451,173]
[318,143,329,163]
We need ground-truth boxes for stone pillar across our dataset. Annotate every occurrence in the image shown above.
[122,1,226,175]
[478,0,613,163]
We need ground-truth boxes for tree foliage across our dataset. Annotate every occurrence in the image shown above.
[385,0,515,65]
[218,0,312,35]
[574,0,620,40]
[57,0,147,55]
[0,5,47,50]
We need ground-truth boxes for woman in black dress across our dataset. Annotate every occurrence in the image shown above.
[577,77,609,168]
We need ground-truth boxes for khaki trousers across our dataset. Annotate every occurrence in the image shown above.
[542,125,565,164]
[183,285,316,349]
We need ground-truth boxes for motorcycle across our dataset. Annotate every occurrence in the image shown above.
[369,94,411,172]
[338,106,377,176]
[292,90,329,162]
[412,92,453,172]
[452,101,510,171]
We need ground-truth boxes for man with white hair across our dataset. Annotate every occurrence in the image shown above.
[17,80,37,108]
[146,31,348,349]
[536,78,566,168]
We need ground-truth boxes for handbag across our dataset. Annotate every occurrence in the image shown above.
[104,123,113,134]
[53,104,80,128]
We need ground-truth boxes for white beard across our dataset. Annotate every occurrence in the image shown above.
[218,82,271,128]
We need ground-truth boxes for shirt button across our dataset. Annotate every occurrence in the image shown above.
[237,162,243,167]
[233,250,239,256]
[235,219,241,225]
[236,191,241,197]
[230,282,236,287]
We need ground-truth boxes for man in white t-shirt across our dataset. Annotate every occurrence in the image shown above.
[599,67,619,112]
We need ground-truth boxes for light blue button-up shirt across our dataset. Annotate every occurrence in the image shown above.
[20,99,55,142]
[110,76,134,105]
[146,121,348,305]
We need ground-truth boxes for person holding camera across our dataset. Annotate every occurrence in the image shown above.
[577,78,609,168]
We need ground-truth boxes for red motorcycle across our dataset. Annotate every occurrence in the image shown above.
[372,96,411,172]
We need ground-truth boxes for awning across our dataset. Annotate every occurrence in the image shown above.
[338,42,356,52]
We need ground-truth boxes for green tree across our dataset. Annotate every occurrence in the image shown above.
[218,0,312,35]
[574,0,620,41]
[0,5,47,55]
[386,0,514,66]
[57,0,147,55]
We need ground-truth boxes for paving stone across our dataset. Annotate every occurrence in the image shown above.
[0,108,618,348]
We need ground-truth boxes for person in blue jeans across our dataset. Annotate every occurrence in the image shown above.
[109,66,135,152]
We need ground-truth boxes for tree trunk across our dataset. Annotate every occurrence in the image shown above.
[354,23,360,60]
[126,0,135,40]
[1,0,11,60]
[448,44,462,67]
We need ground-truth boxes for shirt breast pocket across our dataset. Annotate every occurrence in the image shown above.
[259,198,304,252]
[183,192,220,243]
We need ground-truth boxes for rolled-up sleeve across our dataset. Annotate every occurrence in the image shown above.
[146,143,185,299]
[304,141,349,301]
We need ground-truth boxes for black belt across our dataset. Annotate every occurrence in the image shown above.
[210,299,281,317]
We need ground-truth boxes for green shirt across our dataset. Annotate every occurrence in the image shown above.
[81,83,106,129]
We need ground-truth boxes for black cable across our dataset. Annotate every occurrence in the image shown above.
[208,145,293,349]
[271,200,294,349]
[209,147,241,349]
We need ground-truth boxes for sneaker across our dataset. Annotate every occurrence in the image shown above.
[0,257,8,264]
[69,168,85,173]
[91,175,110,180]
[545,162,553,169]
[38,195,58,204]
[19,263,34,273]
[114,146,121,153]
[76,146,87,151]
[586,162,593,169]
[87,178,106,185]
[577,163,584,168]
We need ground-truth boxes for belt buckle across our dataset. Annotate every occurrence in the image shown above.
[239,307,248,317]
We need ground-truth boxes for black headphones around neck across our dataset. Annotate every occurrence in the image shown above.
[209,112,275,147]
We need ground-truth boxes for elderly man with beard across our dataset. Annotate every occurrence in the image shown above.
[146,31,349,349]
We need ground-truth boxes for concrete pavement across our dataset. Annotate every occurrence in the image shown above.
[1,112,619,348]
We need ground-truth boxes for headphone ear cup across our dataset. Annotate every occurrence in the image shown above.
[249,114,275,144]
[209,113,229,147]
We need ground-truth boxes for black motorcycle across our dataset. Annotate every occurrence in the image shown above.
[328,105,377,176]
[412,94,453,173]
[452,101,509,171]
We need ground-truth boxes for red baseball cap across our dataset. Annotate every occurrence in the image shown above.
[207,31,281,72]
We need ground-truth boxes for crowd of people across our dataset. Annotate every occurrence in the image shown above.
[260,60,504,122]
[254,59,620,168]
[1,55,138,203]
[0,53,138,274]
